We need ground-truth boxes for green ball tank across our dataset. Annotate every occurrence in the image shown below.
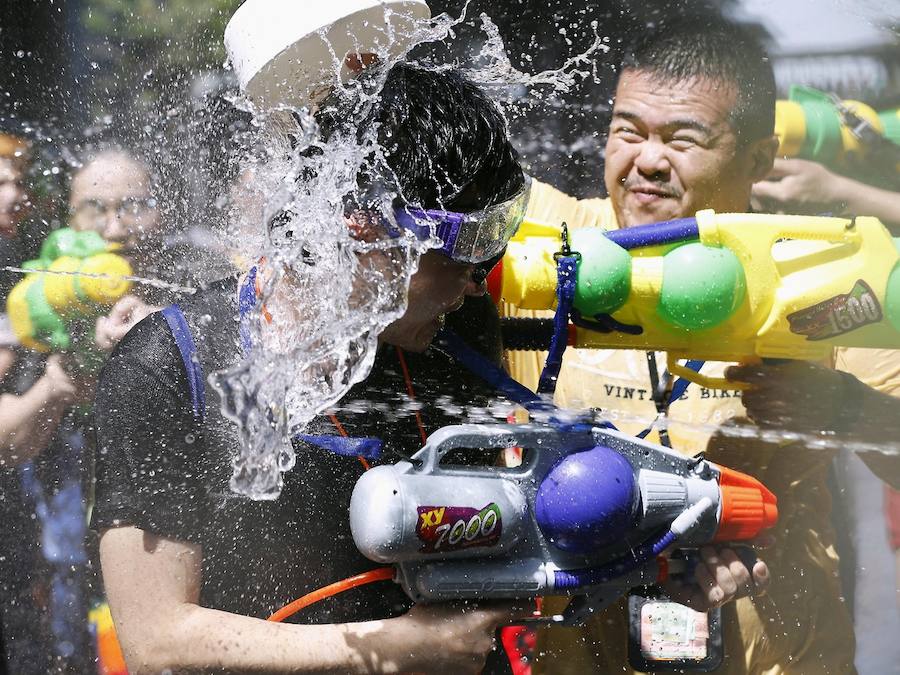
[571,229,632,317]
[658,243,747,330]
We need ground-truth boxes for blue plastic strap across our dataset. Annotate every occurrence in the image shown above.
[238,266,257,353]
[295,435,383,459]
[162,304,206,420]
[537,255,578,394]
[603,217,698,250]
[435,329,557,416]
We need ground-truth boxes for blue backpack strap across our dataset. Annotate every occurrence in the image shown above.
[436,329,547,411]
[162,304,206,421]
[238,266,258,353]
[295,435,383,460]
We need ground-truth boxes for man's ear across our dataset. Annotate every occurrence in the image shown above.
[746,134,779,182]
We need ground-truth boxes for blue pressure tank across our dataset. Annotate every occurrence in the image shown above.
[534,445,637,554]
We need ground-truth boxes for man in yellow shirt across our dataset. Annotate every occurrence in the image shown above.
[506,18,856,674]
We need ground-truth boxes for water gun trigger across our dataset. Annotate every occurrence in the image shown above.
[667,356,750,391]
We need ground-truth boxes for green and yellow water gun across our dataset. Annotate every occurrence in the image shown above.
[492,211,900,388]
[775,85,900,176]
[6,228,132,353]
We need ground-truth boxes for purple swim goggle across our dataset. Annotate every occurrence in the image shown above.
[390,177,532,264]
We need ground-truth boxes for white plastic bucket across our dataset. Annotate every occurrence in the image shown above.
[225,0,432,111]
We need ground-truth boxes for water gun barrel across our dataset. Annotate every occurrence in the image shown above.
[494,210,900,365]
[531,444,777,551]
[5,228,133,352]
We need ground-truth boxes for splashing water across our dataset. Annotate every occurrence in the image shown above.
[208,3,620,500]
[459,13,609,94]
[209,7,493,499]
[1,265,198,296]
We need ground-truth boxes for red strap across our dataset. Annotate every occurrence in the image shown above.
[395,346,428,445]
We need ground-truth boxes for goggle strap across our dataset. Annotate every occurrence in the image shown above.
[393,207,465,257]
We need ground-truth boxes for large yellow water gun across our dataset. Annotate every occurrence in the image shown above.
[491,211,900,388]
[776,85,900,176]
[6,228,132,352]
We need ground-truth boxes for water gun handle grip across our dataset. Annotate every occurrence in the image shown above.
[667,356,749,391]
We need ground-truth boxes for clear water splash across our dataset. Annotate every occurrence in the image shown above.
[459,13,608,94]
[209,4,615,500]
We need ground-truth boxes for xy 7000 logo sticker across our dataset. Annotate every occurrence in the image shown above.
[416,503,502,554]
[787,279,882,341]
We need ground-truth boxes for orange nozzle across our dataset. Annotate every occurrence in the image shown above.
[713,465,778,542]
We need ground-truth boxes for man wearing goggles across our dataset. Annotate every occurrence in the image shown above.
[392,175,531,267]
[371,176,531,352]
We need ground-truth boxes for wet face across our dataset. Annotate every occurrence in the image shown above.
[604,70,775,228]
[0,157,29,239]
[380,251,486,352]
[69,152,160,250]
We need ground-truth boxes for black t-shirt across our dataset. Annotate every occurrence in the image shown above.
[91,277,506,623]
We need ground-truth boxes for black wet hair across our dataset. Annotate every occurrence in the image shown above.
[316,62,525,212]
[621,18,776,143]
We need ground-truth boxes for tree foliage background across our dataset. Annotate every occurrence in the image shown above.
[81,0,237,114]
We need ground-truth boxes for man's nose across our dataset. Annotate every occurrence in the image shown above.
[102,211,127,243]
[633,138,671,178]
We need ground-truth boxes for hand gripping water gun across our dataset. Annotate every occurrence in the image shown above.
[347,423,776,625]
[775,85,900,176]
[6,227,132,352]
[491,210,900,388]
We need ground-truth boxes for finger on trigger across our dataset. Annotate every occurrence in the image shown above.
[750,180,781,202]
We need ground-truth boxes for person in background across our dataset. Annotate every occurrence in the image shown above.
[0,132,30,240]
[69,148,165,346]
[753,157,900,231]
[0,128,64,675]
[1,144,168,673]
[1,132,77,462]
